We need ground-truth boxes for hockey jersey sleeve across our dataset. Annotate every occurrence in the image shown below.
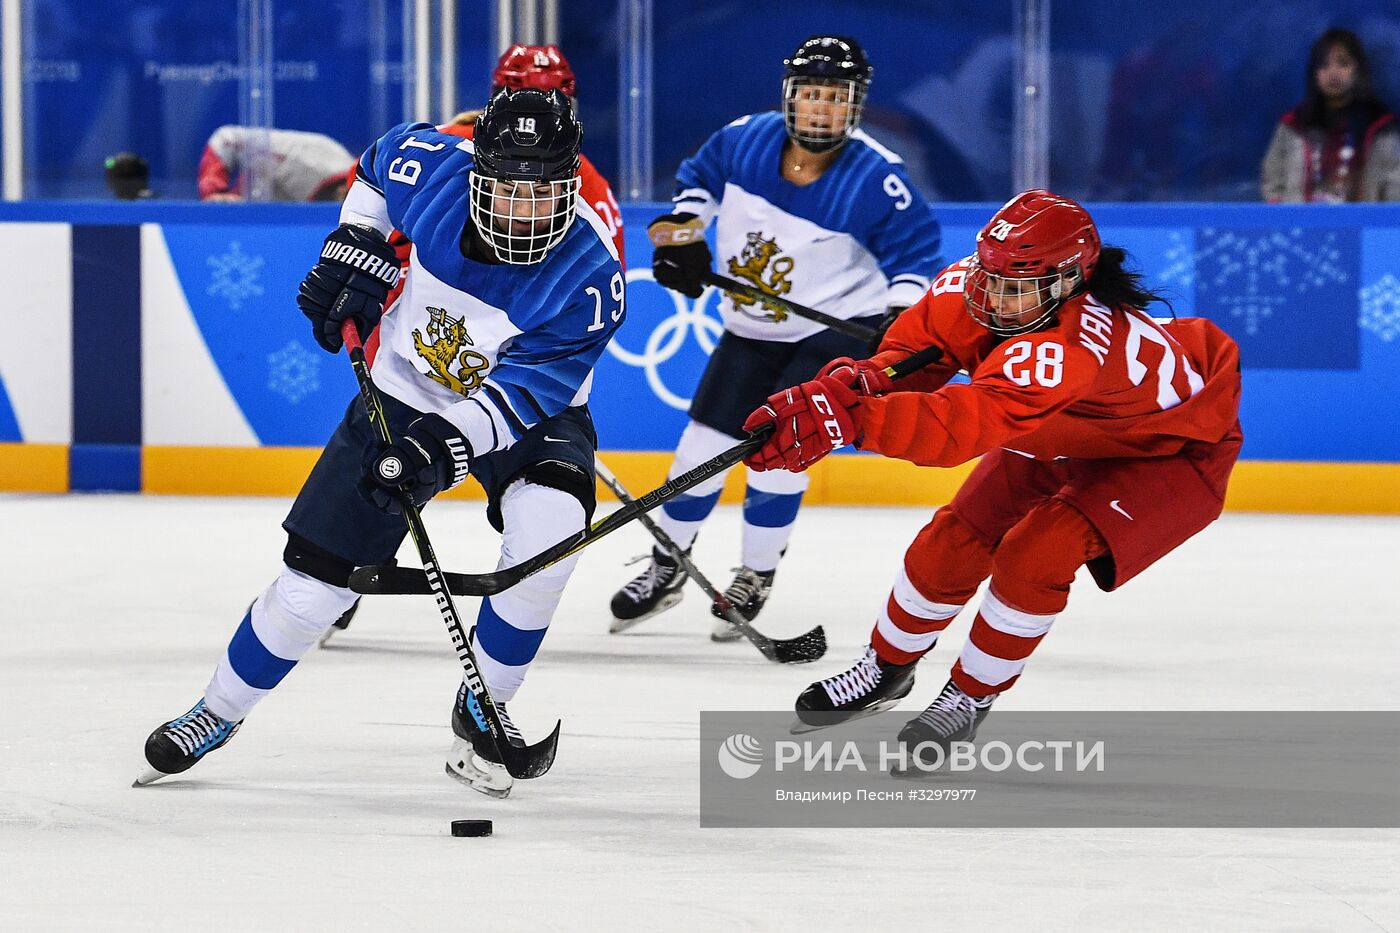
[855,163,943,309]
[671,117,748,225]
[857,329,1103,468]
[338,122,449,236]
[438,267,626,456]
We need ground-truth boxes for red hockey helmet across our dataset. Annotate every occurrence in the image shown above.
[965,189,1101,335]
[492,44,577,98]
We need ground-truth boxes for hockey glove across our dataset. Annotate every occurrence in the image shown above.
[360,414,472,514]
[298,224,401,353]
[816,356,894,398]
[868,304,910,354]
[742,375,860,473]
[648,212,711,299]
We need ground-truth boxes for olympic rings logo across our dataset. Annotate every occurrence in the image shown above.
[608,268,725,410]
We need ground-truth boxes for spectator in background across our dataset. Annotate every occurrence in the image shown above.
[199,126,355,203]
[1261,28,1400,202]
[105,151,155,200]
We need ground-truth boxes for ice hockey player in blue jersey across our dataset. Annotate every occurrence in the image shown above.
[610,35,942,639]
[136,89,624,798]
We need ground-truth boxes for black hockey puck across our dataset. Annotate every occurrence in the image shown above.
[451,819,493,837]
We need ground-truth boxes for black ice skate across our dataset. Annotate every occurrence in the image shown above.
[446,681,521,798]
[792,645,916,733]
[892,679,998,776]
[710,566,776,642]
[610,548,689,633]
[133,699,242,786]
[317,598,361,648]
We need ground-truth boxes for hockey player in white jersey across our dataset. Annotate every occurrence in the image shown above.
[610,35,943,639]
[136,89,624,798]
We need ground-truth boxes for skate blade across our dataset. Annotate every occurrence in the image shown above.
[709,622,745,643]
[608,590,683,634]
[445,740,513,799]
[132,765,170,787]
[789,699,904,735]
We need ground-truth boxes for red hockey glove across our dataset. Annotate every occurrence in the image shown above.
[816,356,894,398]
[742,375,860,473]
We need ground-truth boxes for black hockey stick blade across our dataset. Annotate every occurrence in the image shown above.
[499,717,562,779]
[767,624,828,664]
[698,270,876,342]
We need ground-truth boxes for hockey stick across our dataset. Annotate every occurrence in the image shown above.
[697,270,878,342]
[341,321,559,780]
[594,457,827,665]
[349,345,946,599]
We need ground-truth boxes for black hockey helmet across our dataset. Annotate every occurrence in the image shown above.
[469,88,583,264]
[781,35,872,153]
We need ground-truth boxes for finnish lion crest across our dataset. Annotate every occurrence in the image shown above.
[413,306,491,397]
[726,232,795,323]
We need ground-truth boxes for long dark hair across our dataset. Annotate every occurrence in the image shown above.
[1294,28,1387,129]
[1085,246,1172,313]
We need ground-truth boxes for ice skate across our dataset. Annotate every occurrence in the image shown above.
[610,548,688,633]
[134,699,242,786]
[892,679,998,776]
[710,566,776,642]
[792,645,916,733]
[445,681,519,798]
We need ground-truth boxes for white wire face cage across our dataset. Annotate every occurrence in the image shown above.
[468,173,581,265]
[964,261,1074,336]
[781,76,866,152]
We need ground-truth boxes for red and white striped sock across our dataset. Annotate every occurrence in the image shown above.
[950,589,1056,696]
[869,566,964,666]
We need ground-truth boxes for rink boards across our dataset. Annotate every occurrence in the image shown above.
[0,201,1397,513]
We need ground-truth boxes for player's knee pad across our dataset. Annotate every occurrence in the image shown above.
[263,564,360,641]
[991,500,1107,614]
[486,459,595,532]
[283,533,357,589]
[903,507,995,606]
[497,479,587,594]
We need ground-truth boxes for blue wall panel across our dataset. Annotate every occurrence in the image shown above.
[0,200,1396,466]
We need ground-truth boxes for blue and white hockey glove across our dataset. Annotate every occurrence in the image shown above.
[648,212,710,299]
[297,224,401,353]
[360,414,472,514]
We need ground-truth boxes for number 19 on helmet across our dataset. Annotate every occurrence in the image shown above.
[469,88,583,265]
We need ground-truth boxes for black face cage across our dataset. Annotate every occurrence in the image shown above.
[781,76,867,153]
[468,173,581,265]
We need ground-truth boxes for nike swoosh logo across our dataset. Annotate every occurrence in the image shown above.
[1109,500,1133,520]
[543,435,570,444]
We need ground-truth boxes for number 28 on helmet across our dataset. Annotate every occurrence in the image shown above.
[965,189,1102,336]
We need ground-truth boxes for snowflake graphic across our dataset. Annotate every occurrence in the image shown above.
[207,241,265,310]
[267,340,320,403]
[1360,273,1400,342]
[1192,228,1350,336]
[1156,230,1195,293]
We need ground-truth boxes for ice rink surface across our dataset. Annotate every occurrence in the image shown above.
[1,493,1397,931]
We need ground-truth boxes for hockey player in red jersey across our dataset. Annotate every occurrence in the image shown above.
[742,189,1242,757]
